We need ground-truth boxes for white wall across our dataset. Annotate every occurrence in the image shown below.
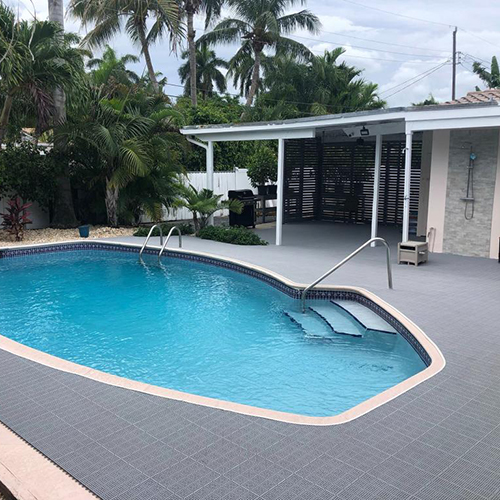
[166,169,253,221]
[426,130,450,253]
[489,130,500,259]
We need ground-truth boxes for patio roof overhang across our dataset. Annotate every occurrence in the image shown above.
[180,101,500,246]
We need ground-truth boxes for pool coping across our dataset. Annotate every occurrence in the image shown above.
[0,238,445,426]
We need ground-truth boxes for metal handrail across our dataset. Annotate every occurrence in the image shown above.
[301,237,393,312]
[158,226,182,261]
[138,224,163,260]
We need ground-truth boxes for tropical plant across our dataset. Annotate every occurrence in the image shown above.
[0,7,87,141]
[179,44,228,99]
[174,184,243,232]
[179,0,225,106]
[59,89,182,226]
[198,224,267,245]
[473,56,500,90]
[199,0,320,106]
[133,221,194,236]
[412,94,439,106]
[246,145,277,187]
[69,0,181,93]
[87,45,140,92]
[254,49,385,117]
[1,197,32,241]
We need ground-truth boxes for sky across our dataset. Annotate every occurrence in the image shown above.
[13,0,500,107]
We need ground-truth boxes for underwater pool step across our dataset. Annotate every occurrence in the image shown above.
[332,300,397,334]
[284,310,336,339]
[308,304,364,337]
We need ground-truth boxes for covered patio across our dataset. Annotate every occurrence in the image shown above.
[181,102,500,252]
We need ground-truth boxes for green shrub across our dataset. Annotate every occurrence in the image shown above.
[245,145,277,188]
[133,222,194,237]
[197,225,268,245]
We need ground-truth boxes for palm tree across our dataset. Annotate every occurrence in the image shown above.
[255,48,385,117]
[69,0,180,93]
[179,0,225,107]
[174,184,242,232]
[0,9,86,141]
[179,44,228,99]
[87,45,140,88]
[48,0,80,227]
[199,0,320,106]
[473,56,500,89]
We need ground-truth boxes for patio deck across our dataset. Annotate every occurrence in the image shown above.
[1,222,500,499]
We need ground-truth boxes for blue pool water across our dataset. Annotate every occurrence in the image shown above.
[0,250,425,416]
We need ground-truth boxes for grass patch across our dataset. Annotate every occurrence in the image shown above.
[197,225,268,246]
[133,222,194,237]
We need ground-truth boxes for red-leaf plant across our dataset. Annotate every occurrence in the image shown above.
[1,197,32,241]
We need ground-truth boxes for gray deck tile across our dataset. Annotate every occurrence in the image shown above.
[112,479,181,500]
[189,438,255,474]
[439,459,500,498]
[461,442,500,473]
[226,422,286,453]
[152,457,221,498]
[336,474,411,500]
[296,454,362,495]
[223,454,293,497]
[412,477,487,500]
[185,475,258,500]
[99,424,158,458]
[260,475,333,500]
[134,407,192,440]
[418,425,477,457]
[164,424,221,455]
[327,438,390,472]
[353,422,414,454]
[438,411,498,441]
[393,441,457,475]
[378,410,436,439]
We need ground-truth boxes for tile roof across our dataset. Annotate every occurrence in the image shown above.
[443,88,500,105]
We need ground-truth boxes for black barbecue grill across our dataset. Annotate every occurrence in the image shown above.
[228,189,256,228]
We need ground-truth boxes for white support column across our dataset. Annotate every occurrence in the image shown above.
[402,131,413,242]
[371,134,382,247]
[276,138,285,246]
[207,140,214,225]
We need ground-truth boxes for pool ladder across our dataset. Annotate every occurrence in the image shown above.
[138,225,182,262]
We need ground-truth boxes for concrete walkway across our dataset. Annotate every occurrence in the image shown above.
[1,222,500,499]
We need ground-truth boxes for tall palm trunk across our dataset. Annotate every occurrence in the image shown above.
[137,23,160,93]
[48,0,79,228]
[0,94,13,143]
[246,48,261,106]
[105,180,119,227]
[187,8,197,107]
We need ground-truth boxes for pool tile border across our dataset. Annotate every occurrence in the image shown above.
[0,239,445,426]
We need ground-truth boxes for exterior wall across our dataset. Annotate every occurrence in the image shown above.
[443,128,499,258]
[426,130,450,253]
[417,131,433,237]
[0,197,49,229]
[489,131,500,259]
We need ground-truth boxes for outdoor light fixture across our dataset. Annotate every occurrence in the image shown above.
[360,126,370,136]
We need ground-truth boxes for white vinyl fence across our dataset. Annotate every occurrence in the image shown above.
[165,168,254,221]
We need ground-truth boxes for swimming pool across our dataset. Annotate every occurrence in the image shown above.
[0,244,433,420]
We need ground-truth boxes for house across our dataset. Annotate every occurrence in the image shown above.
[181,100,500,259]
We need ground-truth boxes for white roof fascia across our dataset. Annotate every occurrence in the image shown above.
[406,104,500,132]
[184,127,316,142]
[180,111,406,141]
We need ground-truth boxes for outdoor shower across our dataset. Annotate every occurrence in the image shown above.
[462,146,476,220]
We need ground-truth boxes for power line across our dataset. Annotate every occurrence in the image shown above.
[379,61,451,96]
[460,28,500,51]
[288,33,445,59]
[337,0,454,28]
[383,62,449,99]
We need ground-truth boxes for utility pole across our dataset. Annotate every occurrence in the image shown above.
[452,26,458,100]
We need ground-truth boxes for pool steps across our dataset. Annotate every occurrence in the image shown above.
[284,300,396,339]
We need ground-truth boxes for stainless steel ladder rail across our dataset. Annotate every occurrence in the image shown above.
[158,226,182,261]
[138,224,163,260]
[301,237,393,312]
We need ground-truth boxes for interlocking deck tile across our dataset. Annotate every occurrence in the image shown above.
[112,479,181,500]
[185,475,258,500]
[393,441,457,475]
[439,459,500,498]
[190,438,254,473]
[417,425,477,457]
[353,422,414,454]
[260,474,333,500]
[296,454,362,494]
[369,456,436,495]
[134,407,191,440]
[336,473,411,500]
[227,422,286,453]
[223,454,292,497]
[438,411,498,441]
[413,476,487,500]
[125,441,186,476]
[99,424,158,458]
